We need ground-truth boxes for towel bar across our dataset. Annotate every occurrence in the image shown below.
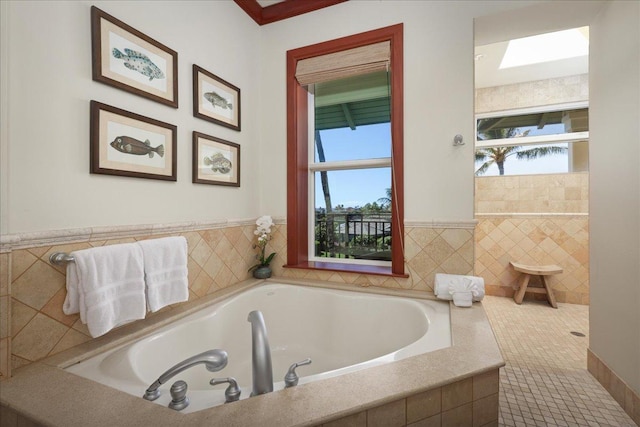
[49,252,75,265]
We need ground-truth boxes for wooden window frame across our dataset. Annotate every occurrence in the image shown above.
[285,24,406,277]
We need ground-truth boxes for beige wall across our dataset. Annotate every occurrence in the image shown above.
[4,223,264,377]
[474,74,590,305]
[475,173,588,214]
[475,74,589,114]
[475,174,589,304]
[1,220,474,378]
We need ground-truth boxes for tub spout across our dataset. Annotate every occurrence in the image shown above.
[247,310,273,396]
[143,349,228,401]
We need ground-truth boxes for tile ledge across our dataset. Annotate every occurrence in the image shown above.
[475,212,588,217]
[405,219,478,229]
[0,218,260,251]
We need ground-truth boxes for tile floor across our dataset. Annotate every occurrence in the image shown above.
[482,296,636,427]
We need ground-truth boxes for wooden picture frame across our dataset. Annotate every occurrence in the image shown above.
[192,131,240,186]
[193,65,241,131]
[91,6,178,108]
[90,101,177,181]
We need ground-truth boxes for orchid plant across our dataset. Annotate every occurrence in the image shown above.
[249,215,276,271]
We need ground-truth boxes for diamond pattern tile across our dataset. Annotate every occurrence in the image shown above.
[476,217,589,304]
[5,226,257,370]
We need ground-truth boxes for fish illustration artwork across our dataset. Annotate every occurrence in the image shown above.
[112,48,165,81]
[204,92,233,110]
[203,152,232,174]
[110,136,165,158]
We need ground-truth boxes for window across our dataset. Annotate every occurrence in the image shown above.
[286,24,405,276]
[475,103,589,176]
[313,72,392,264]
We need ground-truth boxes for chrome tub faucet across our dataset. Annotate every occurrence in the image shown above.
[143,349,228,401]
[247,310,273,396]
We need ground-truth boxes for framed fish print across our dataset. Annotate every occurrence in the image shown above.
[193,65,241,131]
[192,132,240,187]
[91,6,178,108]
[90,101,177,181]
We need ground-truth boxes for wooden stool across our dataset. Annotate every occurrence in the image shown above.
[510,262,563,308]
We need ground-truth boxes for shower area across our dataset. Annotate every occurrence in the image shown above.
[473,27,590,305]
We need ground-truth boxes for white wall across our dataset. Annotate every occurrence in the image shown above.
[589,1,640,394]
[1,1,261,234]
[256,1,541,222]
[1,1,547,233]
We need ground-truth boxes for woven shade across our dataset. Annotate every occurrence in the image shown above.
[296,41,390,86]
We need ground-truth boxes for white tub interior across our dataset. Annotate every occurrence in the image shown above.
[66,283,451,413]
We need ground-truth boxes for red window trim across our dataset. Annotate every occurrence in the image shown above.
[285,24,405,277]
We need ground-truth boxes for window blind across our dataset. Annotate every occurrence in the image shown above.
[295,41,390,86]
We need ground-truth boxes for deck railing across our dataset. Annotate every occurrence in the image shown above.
[314,212,392,260]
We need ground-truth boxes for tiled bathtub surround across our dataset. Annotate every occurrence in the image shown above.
[0,279,503,427]
[475,173,589,304]
[278,223,475,292]
[0,219,475,379]
[322,370,500,427]
[2,221,271,379]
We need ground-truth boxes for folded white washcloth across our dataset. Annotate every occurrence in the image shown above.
[63,243,146,338]
[434,273,485,302]
[451,290,474,307]
[138,236,189,312]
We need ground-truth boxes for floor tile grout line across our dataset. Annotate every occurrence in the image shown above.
[482,296,635,427]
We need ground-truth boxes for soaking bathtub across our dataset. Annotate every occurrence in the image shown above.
[66,282,451,413]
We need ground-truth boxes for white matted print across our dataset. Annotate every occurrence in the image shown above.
[192,132,240,186]
[193,65,240,131]
[91,101,177,181]
[92,6,178,108]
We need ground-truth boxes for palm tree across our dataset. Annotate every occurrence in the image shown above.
[377,187,392,210]
[475,127,567,176]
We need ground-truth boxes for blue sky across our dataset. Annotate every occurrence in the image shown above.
[476,121,572,176]
[314,123,391,209]
[476,145,569,176]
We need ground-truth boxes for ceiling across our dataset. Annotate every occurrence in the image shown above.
[314,72,390,131]
[477,108,589,138]
[474,1,605,89]
[474,30,589,89]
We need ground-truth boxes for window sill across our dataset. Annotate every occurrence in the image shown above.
[283,261,409,278]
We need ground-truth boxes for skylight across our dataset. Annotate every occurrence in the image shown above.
[500,27,589,69]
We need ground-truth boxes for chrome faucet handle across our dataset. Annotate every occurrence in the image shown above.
[210,377,241,403]
[143,349,228,401]
[168,380,189,411]
[284,358,312,388]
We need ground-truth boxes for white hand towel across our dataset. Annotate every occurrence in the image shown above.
[63,243,146,338]
[138,236,189,312]
[434,273,485,302]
